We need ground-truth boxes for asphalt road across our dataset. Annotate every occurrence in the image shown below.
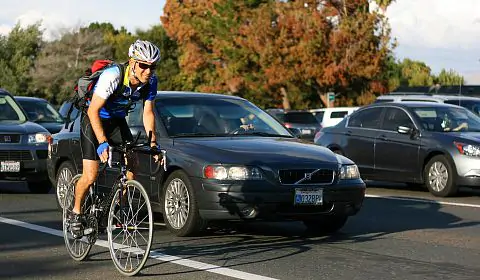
[1,181,479,280]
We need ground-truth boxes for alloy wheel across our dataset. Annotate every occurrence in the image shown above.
[164,178,190,229]
[428,161,448,192]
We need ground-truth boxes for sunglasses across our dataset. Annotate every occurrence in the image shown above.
[137,61,157,70]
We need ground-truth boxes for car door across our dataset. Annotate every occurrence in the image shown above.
[374,107,421,182]
[344,107,384,178]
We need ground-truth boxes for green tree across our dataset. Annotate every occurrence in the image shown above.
[0,23,43,95]
[434,68,464,86]
[30,28,112,104]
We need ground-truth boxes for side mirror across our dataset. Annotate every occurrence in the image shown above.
[288,127,302,137]
[397,125,413,135]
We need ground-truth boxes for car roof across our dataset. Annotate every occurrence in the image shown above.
[377,93,480,101]
[0,88,13,96]
[155,91,245,101]
[365,101,463,109]
[14,96,48,102]
[310,107,359,112]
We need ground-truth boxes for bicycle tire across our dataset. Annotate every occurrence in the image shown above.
[63,174,94,261]
[107,179,153,276]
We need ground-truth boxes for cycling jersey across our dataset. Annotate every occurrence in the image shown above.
[92,64,157,118]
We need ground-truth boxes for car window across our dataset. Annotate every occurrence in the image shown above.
[17,99,64,123]
[0,95,27,122]
[381,108,414,131]
[444,99,480,116]
[312,111,324,123]
[126,101,144,126]
[283,112,319,124]
[330,111,348,119]
[348,107,383,129]
[413,106,480,132]
[375,99,394,103]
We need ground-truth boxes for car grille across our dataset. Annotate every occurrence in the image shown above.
[0,134,21,144]
[279,169,335,185]
[0,150,33,161]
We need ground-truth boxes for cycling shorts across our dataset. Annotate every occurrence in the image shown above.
[80,114,133,161]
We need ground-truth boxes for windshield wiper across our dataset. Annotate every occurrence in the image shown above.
[229,131,294,138]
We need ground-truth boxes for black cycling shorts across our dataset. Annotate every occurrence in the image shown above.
[80,114,133,161]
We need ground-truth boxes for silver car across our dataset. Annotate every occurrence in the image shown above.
[315,101,480,197]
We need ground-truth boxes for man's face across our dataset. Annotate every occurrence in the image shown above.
[132,60,156,83]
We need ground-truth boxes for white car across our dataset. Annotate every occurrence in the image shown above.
[310,107,359,128]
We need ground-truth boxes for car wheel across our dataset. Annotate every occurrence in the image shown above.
[162,170,207,237]
[303,215,348,235]
[424,155,458,197]
[55,161,77,209]
[27,180,53,194]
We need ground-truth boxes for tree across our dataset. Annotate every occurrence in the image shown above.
[435,69,464,86]
[0,23,43,95]
[30,28,113,104]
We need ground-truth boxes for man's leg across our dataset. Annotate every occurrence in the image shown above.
[73,159,99,214]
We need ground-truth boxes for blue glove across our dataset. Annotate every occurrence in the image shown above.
[97,141,110,157]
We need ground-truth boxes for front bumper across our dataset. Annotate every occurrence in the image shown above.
[0,145,48,182]
[454,156,480,188]
[194,178,366,221]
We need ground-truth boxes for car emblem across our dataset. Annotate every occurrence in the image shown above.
[294,170,318,184]
[4,135,11,142]
[304,172,313,181]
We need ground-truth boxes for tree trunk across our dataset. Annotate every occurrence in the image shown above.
[281,87,291,110]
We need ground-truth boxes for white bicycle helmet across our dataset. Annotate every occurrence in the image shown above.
[128,39,160,64]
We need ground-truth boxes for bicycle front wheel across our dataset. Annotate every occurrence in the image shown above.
[107,180,153,276]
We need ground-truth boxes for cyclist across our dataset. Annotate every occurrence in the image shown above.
[70,39,161,238]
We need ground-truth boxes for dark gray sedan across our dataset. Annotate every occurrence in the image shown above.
[48,91,365,236]
[315,102,480,197]
[0,89,52,193]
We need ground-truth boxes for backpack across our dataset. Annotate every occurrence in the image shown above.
[64,60,128,130]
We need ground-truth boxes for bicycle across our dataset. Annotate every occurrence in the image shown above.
[62,132,166,276]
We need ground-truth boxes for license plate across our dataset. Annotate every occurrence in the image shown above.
[294,188,323,205]
[301,129,312,134]
[0,161,20,172]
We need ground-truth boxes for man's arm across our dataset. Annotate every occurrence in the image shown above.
[143,100,156,146]
[87,94,108,144]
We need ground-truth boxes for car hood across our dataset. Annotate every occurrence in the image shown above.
[0,121,49,134]
[35,122,64,134]
[173,137,352,167]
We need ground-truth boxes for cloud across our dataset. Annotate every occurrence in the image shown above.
[0,24,10,35]
[387,0,480,50]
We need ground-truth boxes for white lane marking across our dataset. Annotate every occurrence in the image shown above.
[0,216,278,280]
[366,194,480,208]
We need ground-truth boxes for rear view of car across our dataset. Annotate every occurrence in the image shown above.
[0,89,52,193]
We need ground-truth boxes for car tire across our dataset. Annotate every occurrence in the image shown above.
[303,215,348,235]
[424,155,458,197]
[162,170,207,237]
[55,161,77,210]
[27,180,53,194]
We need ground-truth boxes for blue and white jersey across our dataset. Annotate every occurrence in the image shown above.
[92,65,157,119]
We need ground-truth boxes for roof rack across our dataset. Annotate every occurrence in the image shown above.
[386,92,432,96]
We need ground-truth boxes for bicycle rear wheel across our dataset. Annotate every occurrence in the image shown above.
[63,174,94,261]
[107,180,153,276]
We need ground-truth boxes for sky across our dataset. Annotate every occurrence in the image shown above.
[1,0,479,84]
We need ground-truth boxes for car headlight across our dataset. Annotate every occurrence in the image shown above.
[339,164,360,180]
[204,165,263,180]
[28,132,51,144]
[454,142,480,157]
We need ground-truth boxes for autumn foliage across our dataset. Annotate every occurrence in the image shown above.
[161,0,394,108]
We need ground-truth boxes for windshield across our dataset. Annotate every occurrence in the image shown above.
[413,106,480,132]
[0,95,27,123]
[17,99,64,123]
[156,97,293,137]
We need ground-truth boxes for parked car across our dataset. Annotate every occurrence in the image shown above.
[376,92,480,116]
[0,89,52,193]
[265,109,321,141]
[310,107,359,128]
[14,96,65,134]
[315,101,480,197]
[48,91,366,236]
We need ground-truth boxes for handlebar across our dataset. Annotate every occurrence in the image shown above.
[104,131,167,172]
